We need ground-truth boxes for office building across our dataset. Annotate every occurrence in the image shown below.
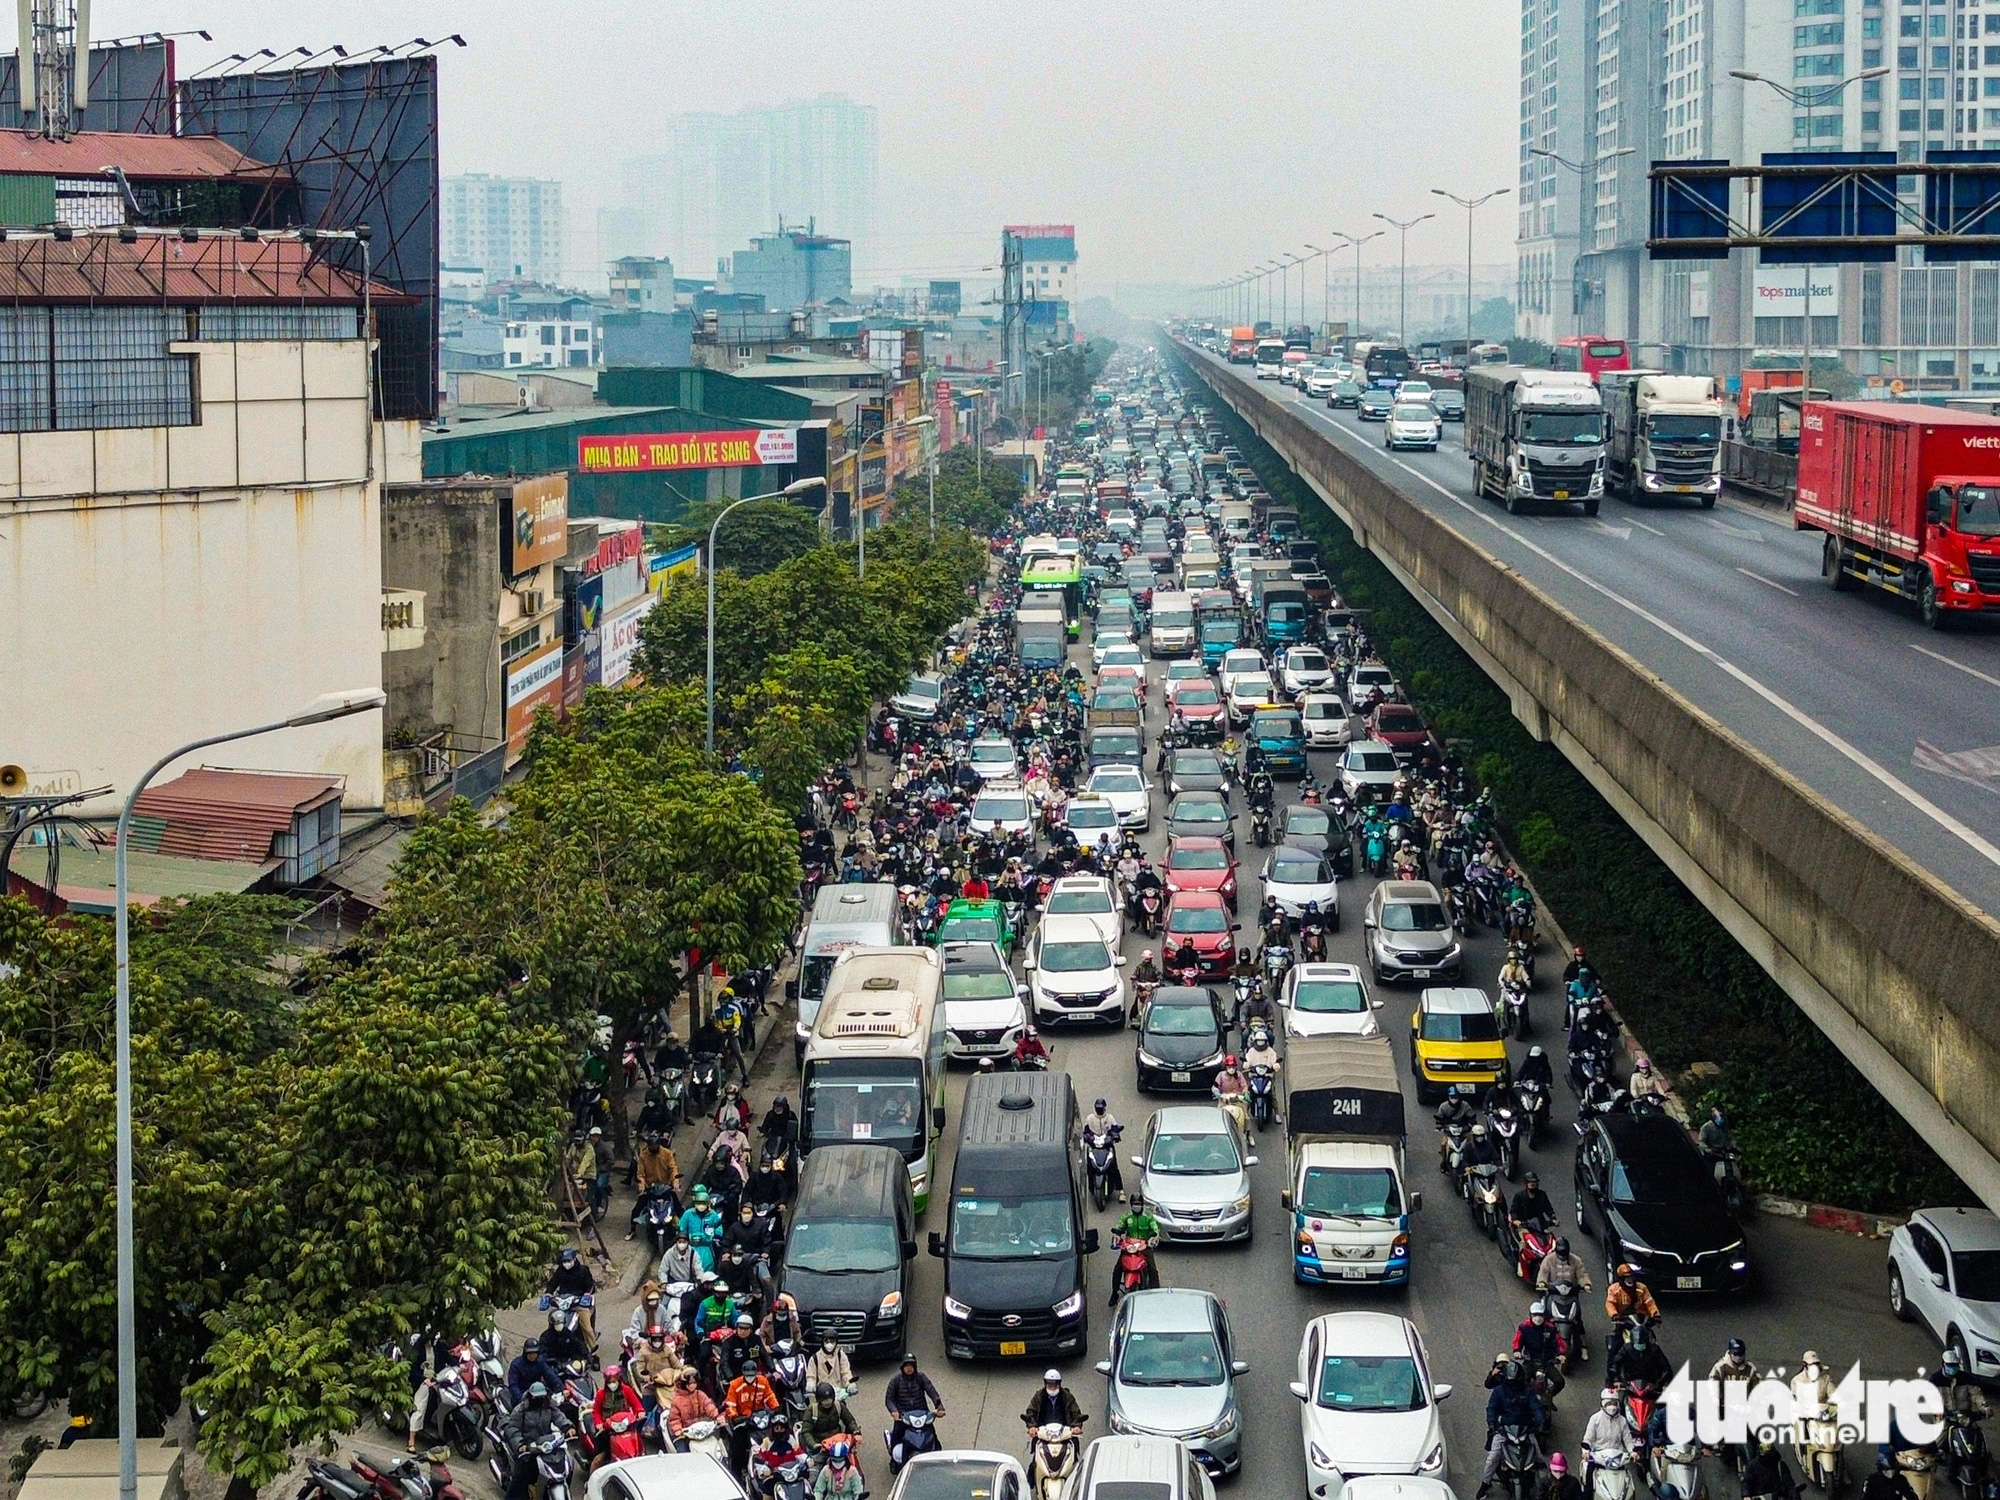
[442,173,566,286]
[1009,224,1079,304]
[730,228,852,311]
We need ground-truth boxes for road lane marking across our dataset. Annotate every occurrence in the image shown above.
[1628,518,1668,538]
[1735,567,1799,597]
[1915,741,2000,797]
[1589,520,1633,540]
[1911,644,2000,691]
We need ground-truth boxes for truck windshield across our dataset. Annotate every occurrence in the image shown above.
[1957,486,2000,536]
[1520,411,1604,445]
[1648,414,1721,444]
[1155,605,1194,628]
[1299,1166,1402,1218]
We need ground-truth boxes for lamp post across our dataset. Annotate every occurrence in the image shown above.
[1531,145,1634,338]
[114,687,386,1500]
[1728,66,1888,388]
[1283,251,1308,332]
[854,415,935,578]
[1331,230,1383,338]
[1371,211,1435,348]
[1430,186,1511,361]
[1305,244,1329,333]
[706,475,830,751]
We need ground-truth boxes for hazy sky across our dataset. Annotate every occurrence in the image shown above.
[95,0,1517,292]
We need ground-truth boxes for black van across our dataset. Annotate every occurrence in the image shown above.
[928,1071,1097,1360]
[780,1145,917,1360]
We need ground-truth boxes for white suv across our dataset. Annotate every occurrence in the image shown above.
[1888,1207,2000,1375]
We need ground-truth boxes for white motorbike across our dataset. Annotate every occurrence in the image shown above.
[1029,1423,1081,1500]
[679,1417,731,1465]
[1592,1448,1639,1500]
[1652,1438,1706,1500]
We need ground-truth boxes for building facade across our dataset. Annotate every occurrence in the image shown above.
[442,172,566,286]
[730,228,853,310]
[1009,224,1079,303]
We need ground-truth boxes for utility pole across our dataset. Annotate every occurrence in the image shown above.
[1431,187,1510,359]
[1372,212,1434,348]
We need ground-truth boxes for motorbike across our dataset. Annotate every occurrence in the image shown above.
[602,1407,645,1466]
[1299,920,1328,962]
[1487,1102,1523,1180]
[1793,1394,1845,1493]
[632,1184,681,1256]
[1261,941,1293,986]
[1706,1147,1747,1217]
[1545,1280,1586,1370]
[1895,1445,1936,1500]
[1251,807,1272,847]
[1030,1424,1082,1500]
[1232,974,1257,1027]
[390,1366,485,1461]
[1438,1118,1472,1178]
[1591,1447,1638,1500]
[1362,820,1389,877]
[1491,1424,1544,1500]
[750,1449,813,1500]
[1467,1162,1505,1239]
[887,1409,942,1474]
[1509,937,1537,987]
[1514,1078,1551,1148]
[1131,980,1157,1030]
[768,1338,810,1417]
[1248,1065,1277,1131]
[1624,1378,1664,1466]
[679,1417,731,1465]
[305,1451,464,1500]
[1085,1127,1122,1212]
[688,1052,722,1118]
[1653,1437,1706,1500]
[506,1431,573,1500]
[1498,980,1531,1040]
[1508,1219,1557,1284]
[1136,887,1164,937]
[1111,1235,1155,1306]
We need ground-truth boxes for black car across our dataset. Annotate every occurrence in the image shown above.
[1358,390,1395,422]
[1135,985,1229,1093]
[1166,747,1232,798]
[1329,381,1363,409]
[1433,390,1466,422]
[1275,802,1354,878]
[780,1144,918,1357]
[1574,1113,1750,1293]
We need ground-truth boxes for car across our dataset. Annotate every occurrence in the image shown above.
[966,783,1035,840]
[1409,985,1505,1103]
[588,1453,746,1500]
[1330,380,1363,409]
[1216,648,1267,699]
[1224,672,1275,725]
[891,672,946,720]
[1244,705,1308,779]
[1279,962,1383,1039]
[1346,661,1399,706]
[1161,890,1238,978]
[1064,792,1125,851]
[1291,1312,1451,1497]
[1276,802,1353,878]
[1095,640,1149,680]
[1384,403,1441,452]
[1888,1207,2000,1372]
[1296,570,1335,608]
[1099,1287,1251,1473]
[1367,701,1430,761]
[1170,682,1228,741]
[1396,380,1434,405]
[1278,646,1336,698]
[1044,873,1128,950]
[1088,726,1145,773]
[1364,881,1463,991]
[1338,740,1404,804]
[1301,692,1352,748]
[940,941,1029,1061]
[1261,843,1339,925]
[966,735,1021,784]
[1132,1106,1256,1245]
[1098,665,1147,702]
[1086,763,1153,830]
[1162,660,1212,694]
[1433,389,1465,422]
[1134,985,1230,1092]
[1025,915,1128,1026]
[1165,747,1232,799]
[1304,369,1339,399]
[1165,791,1236,851]
[1358,389,1395,421]
[1162,834,1240,910]
[1576,1112,1751,1293]
[884,1453,1031,1500]
[935,897,1015,957]
[1089,685,1145,732]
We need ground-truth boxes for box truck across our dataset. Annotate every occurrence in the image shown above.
[1464,366,1607,516]
[1281,1035,1418,1287]
[1601,372,1725,505]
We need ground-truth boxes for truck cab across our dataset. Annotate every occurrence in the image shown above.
[1603,373,1724,505]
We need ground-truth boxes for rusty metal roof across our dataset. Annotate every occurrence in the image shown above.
[129,767,342,864]
[0,130,288,182]
[0,232,413,304]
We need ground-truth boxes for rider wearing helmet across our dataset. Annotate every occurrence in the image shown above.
[1605,1264,1661,1363]
[1517,1043,1554,1089]
[1013,1025,1051,1069]
[814,1440,865,1500]
[1021,1369,1087,1436]
[1081,1097,1126,1201]
[1509,1170,1556,1233]
[1541,1450,1584,1500]
[885,1354,946,1469]
[1478,1359,1547,1497]
[802,1380,858,1449]
[1629,1056,1667,1102]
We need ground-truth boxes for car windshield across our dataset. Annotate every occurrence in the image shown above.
[1040,940,1112,973]
[940,916,1002,944]
[1171,845,1229,871]
[1235,676,1273,697]
[1149,1130,1241,1175]
[1299,1166,1403,1218]
[1382,902,1449,933]
[1146,1003,1217,1036]
[1175,801,1229,824]
[1649,414,1721,444]
[904,679,942,701]
[1068,805,1117,829]
[1376,708,1421,730]
[786,1217,902,1274]
[1119,1330,1226,1387]
[971,742,1015,765]
[972,796,1028,822]
[893,1463,1009,1500]
[1421,1008,1500,1042]
[1253,713,1303,738]
[1178,687,1220,706]
[1048,887,1113,914]
[1286,808,1332,836]
[945,969,1014,1001]
[1957,486,2000,536]
[1354,668,1393,687]
[1293,978,1368,1013]
[1093,769,1146,792]
[802,1059,924,1152]
[1101,648,1143,666]
[1168,905,1228,934]
[1093,734,1140,755]
[1271,854,1326,884]
[1289,652,1328,671]
[949,1194,1076,1260]
[1520,411,1604,445]
[1174,751,1224,776]
[1303,701,1340,720]
[1391,406,1433,422]
[1317,1354,1424,1412]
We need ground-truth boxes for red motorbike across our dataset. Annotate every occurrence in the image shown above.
[1622,1378,1662,1464]
[1111,1236,1155,1306]
[603,1409,646,1464]
[1512,1221,1556,1282]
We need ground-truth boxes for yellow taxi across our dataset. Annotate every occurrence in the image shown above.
[1409,986,1509,1104]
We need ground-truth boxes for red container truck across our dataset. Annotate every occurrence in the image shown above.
[1793,401,2000,628]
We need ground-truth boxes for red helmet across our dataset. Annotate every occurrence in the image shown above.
[1225,1054,1238,1068]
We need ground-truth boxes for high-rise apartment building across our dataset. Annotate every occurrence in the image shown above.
[441,173,566,287]
[1517,0,1592,343]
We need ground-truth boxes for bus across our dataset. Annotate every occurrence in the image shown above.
[1020,553,1084,634]
[1253,338,1288,378]
[1470,342,1511,366]
[1363,345,1414,388]
[1554,336,1631,379]
[801,947,948,1213]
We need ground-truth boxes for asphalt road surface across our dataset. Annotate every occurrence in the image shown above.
[1179,343,2000,925]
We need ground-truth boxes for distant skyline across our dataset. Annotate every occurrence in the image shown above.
[84,1,1516,306]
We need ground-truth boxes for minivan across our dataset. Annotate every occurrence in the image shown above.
[780,1144,917,1359]
[788,884,904,1058]
[929,1071,1097,1360]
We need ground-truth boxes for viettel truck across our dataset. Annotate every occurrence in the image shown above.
[1464,366,1607,516]
[1228,327,1257,363]
[1601,372,1725,506]
[1794,401,2000,628]
[1281,1034,1419,1287]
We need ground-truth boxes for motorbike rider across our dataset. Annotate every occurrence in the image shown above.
[1213,1055,1252,1142]
[1130,949,1161,1028]
[1517,1045,1554,1091]
[591,1362,646,1472]
[813,1441,865,1500]
[1082,1098,1126,1202]
[632,1130,679,1203]
[760,1293,804,1353]
[1742,1440,1801,1500]
[1562,946,1594,989]
[802,1381,858,1450]
[506,1338,563,1406]
[1604,1264,1661,1361]
[1112,1194,1162,1293]
[1461,1120,1501,1185]
[1629,1057,1668,1104]
[1513,1303,1567,1399]
[631,1330,685,1411]
[693,1274,736,1338]
[680,1186,723,1273]
[1499,951,1532,998]
[885,1354,947,1468]
[1169,936,1204,981]
[1242,1026,1282,1107]
[1509,1171,1556,1236]
[1013,1026,1052,1069]
[721,1201,778,1304]
[1582,1387,1637,1497]
[1709,1337,1757,1385]
[660,1230,701,1293]
[725,1358,782,1474]
[1791,1352,1840,1485]
[501,1383,563,1500]
[806,1335,854,1400]
[1935,1347,1992,1420]
[1436,1085,1481,1149]
[1863,1450,1921,1500]
[1609,1322,1672,1392]
[718,1313,767,1385]
[1477,1360,1547,1499]
[627,1281,673,1341]
[1536,1236,1592,1345]
[1021,1369,1088,1439]
[1538,1450,1584,1500]
[546,1247,600,1351]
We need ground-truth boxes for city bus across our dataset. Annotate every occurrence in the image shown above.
[1021,553,1084,635]
[800,947,948,1213]
[1553,336,1631,379]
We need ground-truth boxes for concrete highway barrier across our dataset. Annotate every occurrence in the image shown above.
[1174,339,2000,1209]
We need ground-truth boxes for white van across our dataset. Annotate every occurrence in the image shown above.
[789,884,904,1057]
[1070,1435,1216,1500]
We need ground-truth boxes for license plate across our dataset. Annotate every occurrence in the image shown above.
[1341,1265,1370,1280]
[1676,1275,1701,1290]
[1411,969,1431,980]
[1000,1340,1027,1357]
[1553,490,1570,500]
[1172,1070,1192,1082]
[1676,484,1693,493]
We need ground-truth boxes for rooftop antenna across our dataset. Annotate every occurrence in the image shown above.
[16,0,89,138]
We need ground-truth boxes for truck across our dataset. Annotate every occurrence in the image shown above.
[1259,582,1311,648]
[1280,1034,1418,1288]
[1601,372,1725,506]
[1228,327,1257,363]
[1246,559,1294,612]
[1218,500,1254,540]
[1463,365,1607,516]
[1016,589,1068,668]
[1794,401,2000,628]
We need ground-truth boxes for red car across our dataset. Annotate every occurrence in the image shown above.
[1170,682,1227,740]
[1162,889,1238,978]
[1162,835,1240,912]
[1368,700,1430,760]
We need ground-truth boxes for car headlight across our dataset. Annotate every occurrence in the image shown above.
[1053,1291,1084,1320]
[1619,1236,1651,1256]
[878,1291,904,1318]
[1419,1442,1446,1474]
[944,1296,970,1320]
[1138,1050,1166,1068]
[1196,1052,1225,1068]
[1309,1443,1337,1472]
[1108,1411,1135,1435]
[1231,1194,1252,1216]
[1198,1410,1240,1439]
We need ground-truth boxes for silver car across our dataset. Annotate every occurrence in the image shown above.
[1133,1105,1256,1244]
[1363,880,1463,985]
[1098,1287,1250,1475]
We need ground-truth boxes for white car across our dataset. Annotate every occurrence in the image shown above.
[968,735,1021,784]
[1226,672,1276,725]
[589,1454,745,1500]
[1063,793,1124,852]
[1024,915,1127,1025]
[1043,873,1128,950]
[1887,1206,2000,1372]
[1301,692,1352,747]
[1304,368,1339,398]
[1086,764,1153,830]
[1162,660,1212,696]
[1384,403,1441,452]
[1338,740,1404,803]
[890,673,945,721]
[1346,662,1399,707]
[1217,648,1267,699]
[967,783,1036,840]
[1279,962,1384,1039]
[885,1454,1031,1500]
[1278,646,1336,697]
[1395,380,1433,403]
[1095,638,1148,673]
[1290,1312,1451,1497]
[1261,843,1339,924]
[940,940,1028,1061]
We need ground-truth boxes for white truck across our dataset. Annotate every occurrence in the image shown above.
[1463,365,1607,516]
[1601,372,1725,507]
[1280,1034,1420,1288]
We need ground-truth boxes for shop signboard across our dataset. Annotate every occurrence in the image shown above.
[504,641,564,758]
[505,474,569,576]
[602,595,656,687]
[576,427,797,473]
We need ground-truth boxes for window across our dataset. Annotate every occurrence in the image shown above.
[1865,109,1883,131]
[1864,16,1883,37]
[501,623,543,663]
[1796,0,1840,14]
[539,325,555,345]
[1903,13,1923,33]
[1932,107,1948,129]
[1864,79,1883,100]
[1933,13,1949,37]
[507,351,523,365]
[1865,47,1883,66]
[1903,76,1924,99]
[1936,44,1953,66]
[1900,44,1920,64]
[0,306,198,434]
[1932,76,1949,99]
[1796,51,1843,76]
[1796,21,1843,45]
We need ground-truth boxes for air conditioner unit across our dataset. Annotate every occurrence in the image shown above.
[514,589,546,616]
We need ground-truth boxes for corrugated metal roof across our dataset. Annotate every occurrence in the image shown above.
[129,767,341,864]
[8,846,275,915]
[0,234,412,305]
[0,131,288,182]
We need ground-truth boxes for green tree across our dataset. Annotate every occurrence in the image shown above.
[651,497,825,578]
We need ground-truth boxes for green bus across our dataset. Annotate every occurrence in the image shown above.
[1020,554,1084,636]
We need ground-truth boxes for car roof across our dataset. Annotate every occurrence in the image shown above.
[1915,1207,2000,1251]
[591,1454,744,1500]
[1347,738,1398,756]
[1150,985,1214,1005]
[1039,914,1113,943]
[1294,962,1365,983]
[1153,1104,1231,1137]
[1378,881,1444,902]
[1419,987,1490,1014]
[1051,874,1112,890]
[1169,888,1225,906]
[1171,790,1228,805]
[1121,1286,1221,1334]
[1268,843,1326,867]
[1303,1310,1420,1357]
[973,781,1025,797]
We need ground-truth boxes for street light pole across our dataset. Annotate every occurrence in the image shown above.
[1530,145,1633,340]
[115,687,386,1500]
[1333,231,1384,338]
[706,476,829,751]
[1371,211,1435,348]
[1431,187,1511,360]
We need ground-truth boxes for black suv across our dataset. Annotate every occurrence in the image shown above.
[1574,1113,1749,1294]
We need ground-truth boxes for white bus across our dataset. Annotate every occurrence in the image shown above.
[1149,590,1197,656]
[801,947,948,1213]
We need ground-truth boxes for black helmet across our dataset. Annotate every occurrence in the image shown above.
[1524,1171,1540,1186]
[524,1337,541,1355]
[901,1353,918,1371]
[816,1383,835,1401]
[1555,1237,1571,1256]
[1094,1098,1108,1114]
[1727,1338,1747,1358]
